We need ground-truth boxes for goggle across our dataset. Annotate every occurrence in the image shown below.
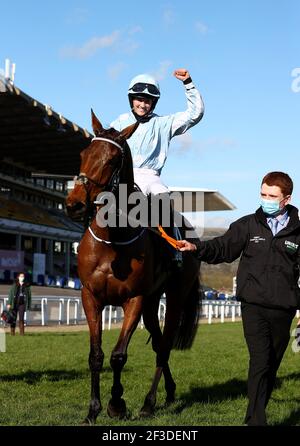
[131,83,159,96]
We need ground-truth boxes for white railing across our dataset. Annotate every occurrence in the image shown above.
[201,300,241,324]
[0,295,85,327]
[0,295,248,329]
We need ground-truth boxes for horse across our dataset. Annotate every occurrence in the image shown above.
[66,110,201,424]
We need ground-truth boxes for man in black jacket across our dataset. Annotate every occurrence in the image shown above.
[178,171,300,426]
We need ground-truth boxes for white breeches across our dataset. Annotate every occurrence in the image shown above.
[133,168,169,195]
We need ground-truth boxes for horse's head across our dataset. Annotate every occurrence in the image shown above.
[66,110,138,222]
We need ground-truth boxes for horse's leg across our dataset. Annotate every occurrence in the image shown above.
[140,294,176,416]
[107,295,143,418]
[81,287,104,425]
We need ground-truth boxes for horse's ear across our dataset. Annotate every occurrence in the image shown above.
[91,109,103,136]
[119,122,139,140]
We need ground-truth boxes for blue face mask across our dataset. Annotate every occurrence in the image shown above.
[260,198,280,215]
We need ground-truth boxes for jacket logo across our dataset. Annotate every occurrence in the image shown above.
[285,240,299,252]
[250,236,266,244]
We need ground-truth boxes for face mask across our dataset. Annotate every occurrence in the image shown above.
[260,198,280,215]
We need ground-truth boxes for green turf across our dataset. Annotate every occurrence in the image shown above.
[1,320,300,426]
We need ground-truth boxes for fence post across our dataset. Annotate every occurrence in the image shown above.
[139,315,144,329]
[208,304,213,324]
[108,305,112,330]
[0,327,6,353]
[102,307,106,330]
[74,299,79,325]
[59,298,65,324]
[214,302,219,319]
[231,304,236,322]
[220,304,225,323]
[41,297,48,326]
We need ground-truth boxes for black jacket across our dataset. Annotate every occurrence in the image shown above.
[197,205,300,309]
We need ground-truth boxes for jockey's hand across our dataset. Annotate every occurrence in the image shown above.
[177,240,197,252]
[173,69,190,82]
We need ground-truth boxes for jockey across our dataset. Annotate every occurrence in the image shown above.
[110,69,205,266]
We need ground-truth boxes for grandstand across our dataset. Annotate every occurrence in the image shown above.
[0,60,91,283]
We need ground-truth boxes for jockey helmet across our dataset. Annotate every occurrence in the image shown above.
[128,74,160,113]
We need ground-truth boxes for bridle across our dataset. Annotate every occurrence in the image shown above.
[74,137,125,193]
[73,136,126,227]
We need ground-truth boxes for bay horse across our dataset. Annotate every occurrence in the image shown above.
[66,110,201,424]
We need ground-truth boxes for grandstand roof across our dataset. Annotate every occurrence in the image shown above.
[0,77,92,176]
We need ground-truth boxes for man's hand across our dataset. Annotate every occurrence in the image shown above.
[6,304,11,310]
[173,68,190,82]
[177,240,197,252]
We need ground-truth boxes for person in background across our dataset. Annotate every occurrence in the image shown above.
[177,171,300,426]
[110,68,204,264]
[6,271,31,335]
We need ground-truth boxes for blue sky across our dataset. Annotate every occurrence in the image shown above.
[1,0,300,228]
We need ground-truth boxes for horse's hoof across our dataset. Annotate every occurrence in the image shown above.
[165,395,175,405]
[107,398,127,419]
[81,417,94,426]
[140,404,154,418]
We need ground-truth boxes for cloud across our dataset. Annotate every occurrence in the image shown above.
[118,39,140,55]
[195,21,209,35]
[107,62,127,80]
[163,7,175,26]
[60,30,120,59]
[171,133,193,153]
[118,25,142,54]
[60,27,142,59]
[65,7,90,25]
[172,134,237,155]
[151,60,173,81]
[128,25,143,35]
[204,215,232,229]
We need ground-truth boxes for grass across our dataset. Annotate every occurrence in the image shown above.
[1,320,300,426]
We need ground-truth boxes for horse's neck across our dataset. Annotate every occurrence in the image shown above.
[89,218,110,241]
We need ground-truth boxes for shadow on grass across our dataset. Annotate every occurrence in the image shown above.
[0,367,111,384]
[272,405,300,426]
[270,372,300,426]
[276,371,300,386]
[159,378,247,415]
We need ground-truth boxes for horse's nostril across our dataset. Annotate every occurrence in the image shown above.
[66,202,85,213]
[72,202,85,212]
[66,202,86,220]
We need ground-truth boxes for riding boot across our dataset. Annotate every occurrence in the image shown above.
[10,326,15,336]
[19,321,25,336]
[169,210,183,269]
